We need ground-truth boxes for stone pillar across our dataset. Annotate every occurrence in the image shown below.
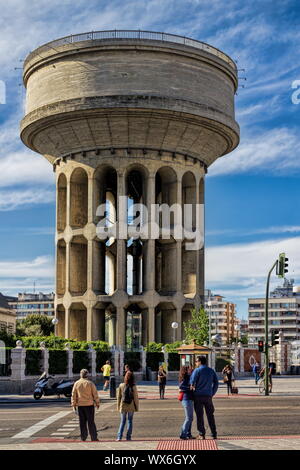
[239,347,245,373]
[65,344,73,379]
[88,344,97,378]
[176,307,182,340]
[107,311,116,346]
[140,346,146,377]
[116,171,127,291]
[11,341,26,382]
[144,174,156,291]
[40,343,49,375]
[86,306,93,342]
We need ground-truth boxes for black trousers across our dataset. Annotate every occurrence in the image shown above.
[194,395,217,437]
[226,380,233,395]
[78,406,98,441]
[159,382,166,398]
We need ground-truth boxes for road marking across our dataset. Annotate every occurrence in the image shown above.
[11,411,71,439]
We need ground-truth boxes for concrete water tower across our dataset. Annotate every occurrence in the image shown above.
[20,30,239,348]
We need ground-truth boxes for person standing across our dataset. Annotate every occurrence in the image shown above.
[253,361,260,385]
[178,366,194,440]
[116,371,139,441]
[101,360,111,391]
[158,365,167,399]
[71,369,100,442]
[222,364,234,395]
[190,356,219,440]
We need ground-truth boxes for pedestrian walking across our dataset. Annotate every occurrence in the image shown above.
[190,356,219,440]
[71,369,100,442]
[116,371,139,441]
[222,364,234,395]
[178,365,195,440]
[101,360,111,391]
[252,361,260,384]
[158,365,167,399]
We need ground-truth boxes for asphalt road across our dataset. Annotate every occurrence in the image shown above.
[1,395,300,445]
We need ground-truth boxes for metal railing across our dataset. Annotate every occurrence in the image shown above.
[33,29,236,71]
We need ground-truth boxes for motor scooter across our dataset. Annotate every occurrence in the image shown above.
[33,372,74,400]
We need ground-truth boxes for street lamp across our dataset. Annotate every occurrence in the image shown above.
[52,317,59,349]
[207,300,212,347]
[171,321,179,343]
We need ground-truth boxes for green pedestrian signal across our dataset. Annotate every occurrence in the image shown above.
[271,330,280,346]
[276,253,288,278]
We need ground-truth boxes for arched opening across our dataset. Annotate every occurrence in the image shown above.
[155,239,177,295]
[92,303,106,341]
[94,167,118,295]
[69,303,87,341]
[56,305,65,337]
[56,239,66,297]
[182,172,197,296]
[126,168,146,295]
[69,236,87,296]
[57,174,67,232]
[70,168,88,228]
[155,302,177,344]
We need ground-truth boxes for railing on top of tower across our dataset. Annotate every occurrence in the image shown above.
[28,29,237,72]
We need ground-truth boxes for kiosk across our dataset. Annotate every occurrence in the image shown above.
[177,340,212,368]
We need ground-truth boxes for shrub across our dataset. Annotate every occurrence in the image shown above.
[96,351,113,373]
[146,342,163,352]
[124,352,142,372]
[72,350,90,374]
[146,352,164,371]
[49,350,68,375]
[164,341,182,353]
[25,349,43,376]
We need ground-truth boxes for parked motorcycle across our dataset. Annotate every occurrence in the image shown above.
[33,372,74,400]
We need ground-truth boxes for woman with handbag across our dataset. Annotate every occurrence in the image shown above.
[222,364,234,395]
[116,371,139,441]
[157,365,167,399]
[178,365,195,440]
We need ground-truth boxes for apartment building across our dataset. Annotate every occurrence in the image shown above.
[205,290,238,345]
[8,292,55,320]
[248,279,300,344]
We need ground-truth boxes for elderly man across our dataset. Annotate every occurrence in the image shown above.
[71,369,100,442]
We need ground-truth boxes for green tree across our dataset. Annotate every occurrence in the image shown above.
[17,314,54,337]
[183,307,209,346]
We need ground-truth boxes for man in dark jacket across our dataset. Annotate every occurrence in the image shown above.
[190,356,219,440]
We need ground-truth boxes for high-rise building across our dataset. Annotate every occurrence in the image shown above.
[248,279,300,344]
[205,291,238,345]
[20,30,239,347]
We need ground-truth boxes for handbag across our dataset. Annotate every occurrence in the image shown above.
[178,391,184,401]
[223,375,228,383]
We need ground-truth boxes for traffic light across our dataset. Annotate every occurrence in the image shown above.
[258,340,264,352]
[271,330,280,346]
[277,253,288,278]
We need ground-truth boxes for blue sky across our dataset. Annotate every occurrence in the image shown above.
[0,0,300,319]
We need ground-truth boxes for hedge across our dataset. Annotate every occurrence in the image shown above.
[96,351,113,373]
[49,350,68,375]
[25,349,43,376]
[124,352,142,372]
[72,350,90,374]
[146,352,164,371]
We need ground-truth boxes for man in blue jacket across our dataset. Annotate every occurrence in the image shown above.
[190,355,219,440]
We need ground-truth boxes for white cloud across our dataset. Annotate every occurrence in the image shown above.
[209,127,300,176]
[0,151,54,188]
[0,255,54,279]
[0,187,55,211]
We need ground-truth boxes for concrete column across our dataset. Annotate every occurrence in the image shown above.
[107,312,116,346]
[176,242,182,292]
[40,345,49,375]
[176,307,182,340]
[87,240,93,292]
[116,307,126,350]
[88,177,93,223]
[65,307,71,339]
[140,346,146,378]
[148,307,155,343]
[117,171,127,291]
[86,306,93,342]
[88,345,97,378]
[10,344,26,382]
[144,175,156,291]
[196,176,205,303]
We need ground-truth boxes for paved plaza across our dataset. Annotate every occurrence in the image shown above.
[1,376,300,451]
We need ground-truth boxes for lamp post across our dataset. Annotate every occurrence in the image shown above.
[207,300,212,347]
[171,322,179,343]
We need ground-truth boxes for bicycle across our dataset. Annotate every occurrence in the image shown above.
[258,378,272,394]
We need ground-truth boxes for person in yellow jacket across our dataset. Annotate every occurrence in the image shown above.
[71,369,100,441]
[101,360,111,391]
[116,372,139,441]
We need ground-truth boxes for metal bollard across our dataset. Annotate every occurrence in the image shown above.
[110,375,116,398]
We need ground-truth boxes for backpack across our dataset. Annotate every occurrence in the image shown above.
[122,384,134,404]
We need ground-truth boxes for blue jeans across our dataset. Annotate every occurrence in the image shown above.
[180,399,194,438]
[117,412,134,440]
